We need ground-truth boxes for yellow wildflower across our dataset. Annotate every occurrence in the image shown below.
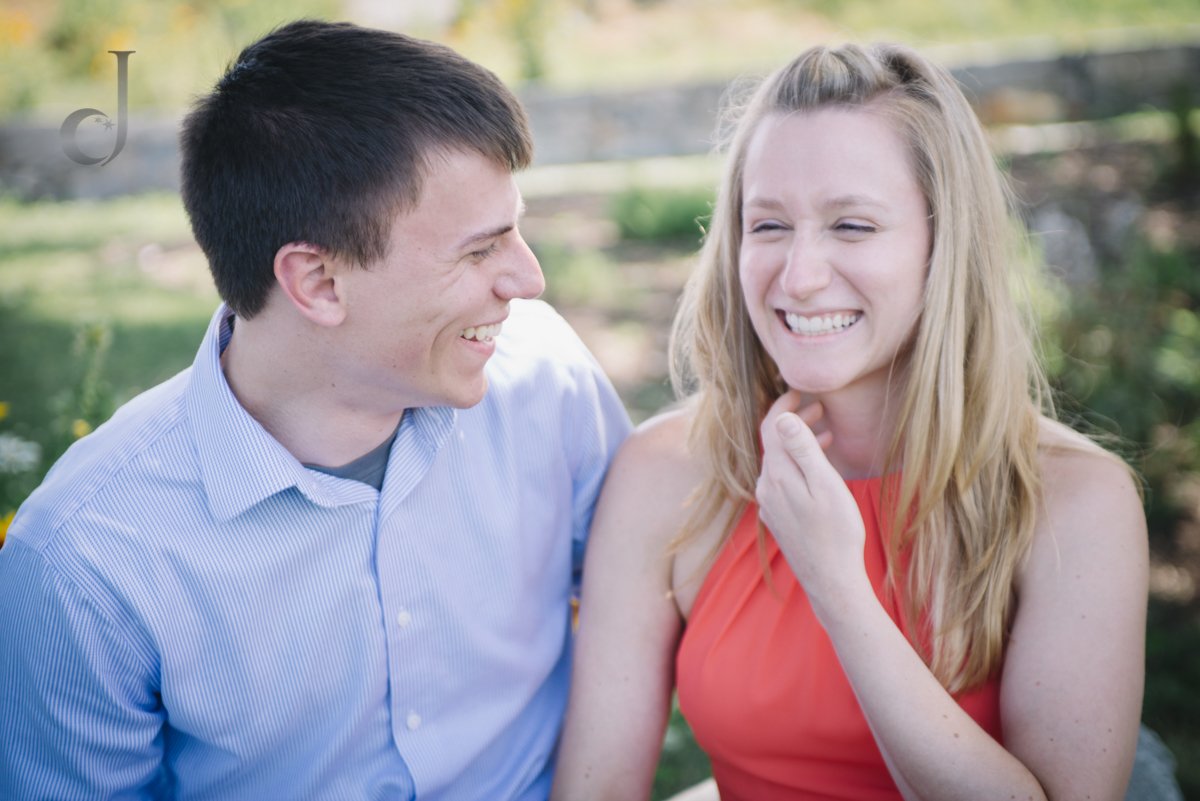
[0,401,9,422]
[0,510,14,548]
[72,419,92,439]
[0,11,35,47]
[170,4,199,34]
[92,28,135,77]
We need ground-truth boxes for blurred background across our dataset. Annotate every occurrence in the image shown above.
[1,0,1197,797]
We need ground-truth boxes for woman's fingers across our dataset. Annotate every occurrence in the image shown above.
[762,388,804,438]
[756,392,868,608]
[761,391,824,452]
[776,412,821,463]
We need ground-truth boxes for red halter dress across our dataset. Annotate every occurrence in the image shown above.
[676,477,1003,800]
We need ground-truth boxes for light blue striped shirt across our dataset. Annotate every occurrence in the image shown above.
[0,300,631,801]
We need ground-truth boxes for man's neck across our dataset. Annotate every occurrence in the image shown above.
[220,316,405,468]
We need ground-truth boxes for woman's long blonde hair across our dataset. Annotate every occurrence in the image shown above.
[671,42,1052,693]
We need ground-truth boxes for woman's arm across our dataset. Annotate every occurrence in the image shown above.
[758,398,1147,800]
[999,441,1148,797]
[551,411,699,801]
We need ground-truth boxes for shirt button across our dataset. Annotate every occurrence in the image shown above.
[406,711,422,731]
[396,609,412,628]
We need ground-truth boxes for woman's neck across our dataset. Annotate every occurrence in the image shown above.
[807,378,903,480]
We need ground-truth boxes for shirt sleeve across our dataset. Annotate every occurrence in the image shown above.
[0,539,167,800]
[563,343,633,589]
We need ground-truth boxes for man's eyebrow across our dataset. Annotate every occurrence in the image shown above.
[455,223,514,251]
[453,199,526,251]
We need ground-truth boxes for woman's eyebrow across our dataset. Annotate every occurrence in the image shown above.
[742,195,888,211]
[742,197,786,211]
[823,194,887,211]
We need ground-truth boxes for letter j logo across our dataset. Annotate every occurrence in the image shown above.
[60,50,135,166]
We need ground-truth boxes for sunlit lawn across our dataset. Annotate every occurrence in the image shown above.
[0,196,216,450]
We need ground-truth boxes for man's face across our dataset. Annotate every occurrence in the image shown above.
[332,148,544,412]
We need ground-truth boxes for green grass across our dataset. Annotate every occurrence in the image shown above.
[0,194,215,493]
[609,186,713,244]
[0,194,215,322]
[652,703,711,800]
[1144,601,1200,798]
[535,241,631,310]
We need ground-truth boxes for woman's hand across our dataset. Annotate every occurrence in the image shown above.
[756,390,872,619]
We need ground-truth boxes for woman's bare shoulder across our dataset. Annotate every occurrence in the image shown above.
[625,407,743,615]
[1024,417,1147,583]
[1035,417,1141,514]
[607,405,706,499]
[594,405,705,542]
[596,404,730,609]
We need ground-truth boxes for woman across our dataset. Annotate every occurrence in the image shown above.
[552,42,1147,800]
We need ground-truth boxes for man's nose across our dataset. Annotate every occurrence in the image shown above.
[496,235,545,300]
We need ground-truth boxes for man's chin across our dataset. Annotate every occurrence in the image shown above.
[449,376,489,409]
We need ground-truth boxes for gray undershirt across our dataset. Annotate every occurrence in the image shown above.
[303,421,400,491]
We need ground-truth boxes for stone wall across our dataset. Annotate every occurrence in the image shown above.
[1,42,1196,200]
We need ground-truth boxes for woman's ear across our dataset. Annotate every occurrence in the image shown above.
[273,242,347,327]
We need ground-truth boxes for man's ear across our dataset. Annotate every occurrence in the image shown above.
[273,242,347,327]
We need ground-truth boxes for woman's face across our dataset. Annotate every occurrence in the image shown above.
[738,107,932,401]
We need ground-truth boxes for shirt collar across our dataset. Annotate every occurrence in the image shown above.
[185,305,457,521]
[379,404,456,514]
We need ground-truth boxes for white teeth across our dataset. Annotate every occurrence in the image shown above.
[784,312,860,336]
[461,323,502,342]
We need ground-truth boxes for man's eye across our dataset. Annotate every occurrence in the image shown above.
[469,242,500,261]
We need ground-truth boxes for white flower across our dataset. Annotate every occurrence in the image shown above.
[0,433,40,474]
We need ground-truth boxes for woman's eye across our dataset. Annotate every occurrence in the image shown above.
[748,221,785,234]
[835,221,876,234]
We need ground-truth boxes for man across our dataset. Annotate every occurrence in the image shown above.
[0,20,630,800]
